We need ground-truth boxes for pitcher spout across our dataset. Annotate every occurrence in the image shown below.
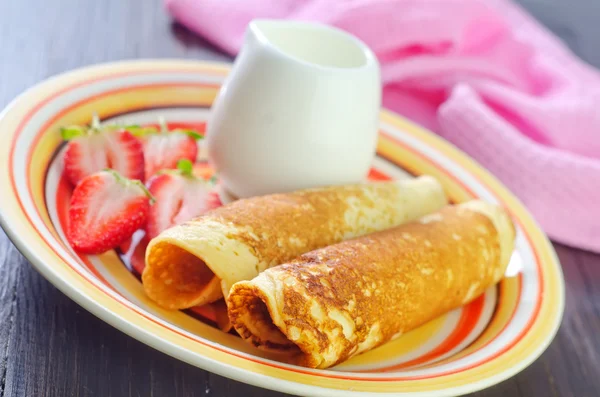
[248,19,377,71]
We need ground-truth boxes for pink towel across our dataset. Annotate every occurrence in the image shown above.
[166,0,600,252]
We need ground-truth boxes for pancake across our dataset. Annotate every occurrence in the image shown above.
[143,176,447,310]
[227,200,515,368]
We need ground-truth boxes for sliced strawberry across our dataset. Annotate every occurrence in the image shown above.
[204,190,223,210]
[62,115,145,185]
[146,160,221,239]
[137,119,201,180]
[67,170,153,254]
[104,130,145,181]
[63,132,108,186]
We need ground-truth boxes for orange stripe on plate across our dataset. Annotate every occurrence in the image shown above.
[373,294,486,372]
[425,276,520,368]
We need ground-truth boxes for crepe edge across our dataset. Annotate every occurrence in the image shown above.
[227,273,315,366]
[459,200,516,279]
[143,220,260,309]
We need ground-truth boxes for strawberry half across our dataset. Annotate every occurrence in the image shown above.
[62,115,145,186]
[146,159,221,239]
[67,170,154,254]
[136,118,202,180]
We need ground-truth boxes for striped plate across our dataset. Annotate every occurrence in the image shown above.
[0,60,564,397]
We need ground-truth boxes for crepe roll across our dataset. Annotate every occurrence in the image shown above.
[143,176,447,309]
[227,200,515,369]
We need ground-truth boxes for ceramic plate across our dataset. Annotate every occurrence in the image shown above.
[0,60,564,397]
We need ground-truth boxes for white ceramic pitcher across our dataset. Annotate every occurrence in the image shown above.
[207,19,381,198]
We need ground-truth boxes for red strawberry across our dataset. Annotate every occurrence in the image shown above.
[62,115,145,185]
[138,119,201,180]
[146,160,221,239]
[67,170,153,254]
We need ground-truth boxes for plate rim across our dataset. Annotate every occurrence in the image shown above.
[0,59,565,397]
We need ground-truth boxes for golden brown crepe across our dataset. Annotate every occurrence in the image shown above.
[143,176,447,310]
[227,200,515,369]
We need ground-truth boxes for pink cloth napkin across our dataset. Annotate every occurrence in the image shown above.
[166,0,600,252]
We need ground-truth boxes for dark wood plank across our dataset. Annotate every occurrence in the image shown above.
[0,234,24,396]
[0,0,599,396]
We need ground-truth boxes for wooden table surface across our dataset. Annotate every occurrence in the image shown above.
[1,0,599,396]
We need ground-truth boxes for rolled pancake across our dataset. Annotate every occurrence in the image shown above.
[143,176,447,309]
[227,200,515,368]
